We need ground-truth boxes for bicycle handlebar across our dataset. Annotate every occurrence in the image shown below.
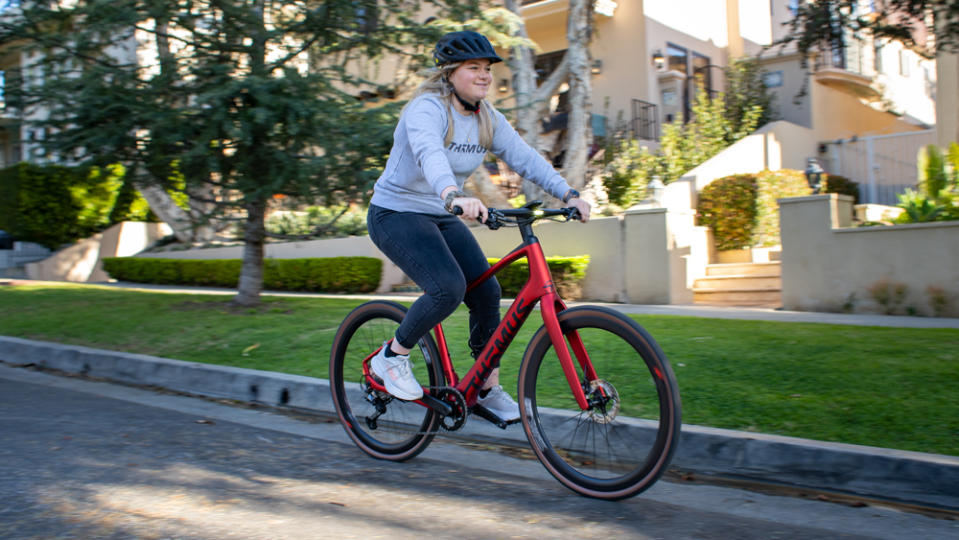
[452,201,581,230]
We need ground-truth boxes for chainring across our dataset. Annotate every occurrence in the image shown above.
[433,386,468,431]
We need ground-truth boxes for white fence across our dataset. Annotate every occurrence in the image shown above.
[819,129,937,205]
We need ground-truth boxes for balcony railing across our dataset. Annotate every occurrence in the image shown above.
[631,99,658,141]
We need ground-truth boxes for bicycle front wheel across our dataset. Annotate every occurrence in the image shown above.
[518,306,682,500]
[329,301,443,461]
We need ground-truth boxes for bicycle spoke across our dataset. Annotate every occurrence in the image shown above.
[520,307,681,499]
[330,301,443,461]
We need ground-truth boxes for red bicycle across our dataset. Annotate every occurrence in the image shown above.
[329,202,681,500]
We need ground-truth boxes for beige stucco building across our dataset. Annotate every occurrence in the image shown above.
[510,0,940,157]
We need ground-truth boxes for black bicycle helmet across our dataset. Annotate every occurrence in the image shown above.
[433,31,503,66]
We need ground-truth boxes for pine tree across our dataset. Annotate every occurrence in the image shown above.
[0,0,476,306]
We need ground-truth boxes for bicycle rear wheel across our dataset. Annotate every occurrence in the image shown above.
[518,306,681,500]
[329,301,443,461]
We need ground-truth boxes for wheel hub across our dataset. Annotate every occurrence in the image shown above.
[586,379,620,424]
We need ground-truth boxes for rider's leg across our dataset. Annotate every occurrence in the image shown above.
[367,205,469,352]
[434,212,502,376]
[433,216,518,419]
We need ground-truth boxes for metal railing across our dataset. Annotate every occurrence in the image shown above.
[818,129,936,205]
[630,99,658,141]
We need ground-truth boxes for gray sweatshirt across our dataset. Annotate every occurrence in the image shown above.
[371,93,573,215]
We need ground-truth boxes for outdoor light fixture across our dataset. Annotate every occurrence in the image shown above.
[648,176,665,206]
[498,78,509,93]
[595,0,618,17]
[591,59,603,75]
[805,157,825,193]
[652,50,665,71]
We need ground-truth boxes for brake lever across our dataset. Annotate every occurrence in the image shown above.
[485,210,502,230]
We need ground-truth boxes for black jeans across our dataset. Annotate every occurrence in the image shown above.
[367,204,501,355]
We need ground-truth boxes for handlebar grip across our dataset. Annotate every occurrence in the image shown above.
[451,206,463,216]
[567,207,582,221]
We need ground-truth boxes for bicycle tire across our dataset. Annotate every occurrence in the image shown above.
[329,300,444,461]
[518,306,682,500]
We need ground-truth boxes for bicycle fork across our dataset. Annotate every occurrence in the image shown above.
[540,297,599,411]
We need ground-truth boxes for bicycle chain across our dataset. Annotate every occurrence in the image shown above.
[361,385,470,436]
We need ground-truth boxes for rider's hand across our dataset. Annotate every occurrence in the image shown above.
[567,197,591,223]
[452,196,489,223]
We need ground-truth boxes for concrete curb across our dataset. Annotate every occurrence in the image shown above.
[2,335,957,511]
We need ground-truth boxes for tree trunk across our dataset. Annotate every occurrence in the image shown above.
[232,0,270,307]
[233,198,267,307]
[143,17,217,244]
[465,166,510,208]
[504,0,574,201]
[561,0,594,191]
[136,181,197,244]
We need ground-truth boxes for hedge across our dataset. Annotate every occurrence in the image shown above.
[488,255,590,299]
[821,173,860,205]
[696,169,812,250]
[0,163,84,249]
[102,257,382,293]
[753,169,813,247]
[696,174,758,251]
[0,162,151,249]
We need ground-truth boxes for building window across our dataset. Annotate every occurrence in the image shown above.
[899,49,911,77]
[535,49,566,81]
[692,52,712,94]
[666,43,687,75]
[873,40,883,73]
[763,70,784,88]
[355,3,378,34]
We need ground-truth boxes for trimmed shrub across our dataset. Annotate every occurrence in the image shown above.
[754,169,813,247]
[0,161,148,249]
[102,257,381,293]
[696,174,759,251]
[0,163,83,249]
[697,170,812,250]
[820,174,860,205]
[488,255,590,299]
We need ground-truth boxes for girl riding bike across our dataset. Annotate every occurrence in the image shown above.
[366,30,591,421]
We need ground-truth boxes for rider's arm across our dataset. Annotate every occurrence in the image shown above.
[404,96,460,198]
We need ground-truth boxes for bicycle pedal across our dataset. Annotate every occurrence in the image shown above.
[471,404,516,430]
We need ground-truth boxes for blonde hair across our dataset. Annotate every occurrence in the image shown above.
[409,63,496,149]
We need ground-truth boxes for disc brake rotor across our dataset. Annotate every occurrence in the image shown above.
[586,379,620,424]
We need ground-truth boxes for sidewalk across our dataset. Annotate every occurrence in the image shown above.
[93,280,959,329]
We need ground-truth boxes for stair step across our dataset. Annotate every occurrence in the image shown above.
[693,289,782,308]
[693,275,782,291]
[706,261,782,277]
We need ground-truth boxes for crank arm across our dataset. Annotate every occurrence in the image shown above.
[418,391,454,416]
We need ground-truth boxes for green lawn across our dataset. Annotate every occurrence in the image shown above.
[1,282,957,456]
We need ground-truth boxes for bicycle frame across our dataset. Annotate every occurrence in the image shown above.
[363,218,597,412]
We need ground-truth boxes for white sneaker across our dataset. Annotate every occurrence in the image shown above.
[370,342,423,401]
[476,385,520,421]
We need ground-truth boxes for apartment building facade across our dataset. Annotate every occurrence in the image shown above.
[512,0,936,144]
[0,1,946,187]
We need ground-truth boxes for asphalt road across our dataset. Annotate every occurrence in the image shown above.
[2,365,957,540]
